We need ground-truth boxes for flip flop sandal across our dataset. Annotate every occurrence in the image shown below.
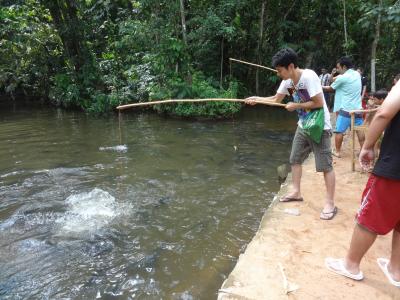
[320,206,338,220]
[377,258,400,287]
[325,257,364,281]
[279,196,304,202]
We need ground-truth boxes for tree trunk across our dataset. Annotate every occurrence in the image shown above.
[256,1,266,95]
[178,0,192,84]
[43,0,86,73]
[179,0,188,46]
[283,0,297,20]
[371,0,383,93]
[343,0,348,54]
[220,37,224,88]
[305,52,314,68]
[64,0,86,72]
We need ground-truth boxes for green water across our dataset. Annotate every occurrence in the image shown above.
[0,101,295,299]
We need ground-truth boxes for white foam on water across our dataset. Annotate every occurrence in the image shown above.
[56,188,119,235]
[0,215,18,230]
[99,145,128,153]
[1,170,24,178]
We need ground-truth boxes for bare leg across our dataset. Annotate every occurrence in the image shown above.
[322,170,335,213]
[356,131,365,149]
[335,133,344,154]
[388,230,400,281]
[344,224,377,274]
[282,164,302,199]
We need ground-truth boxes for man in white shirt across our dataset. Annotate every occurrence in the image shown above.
[245,48,336,220]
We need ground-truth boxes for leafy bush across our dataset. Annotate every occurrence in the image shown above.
[49,73,81,108]
[150,72,241,118]
[86,91,120,115]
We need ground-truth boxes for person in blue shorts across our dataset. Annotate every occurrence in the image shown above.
[323,57,364,158]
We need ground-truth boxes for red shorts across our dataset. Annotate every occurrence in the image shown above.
[356,174,400,235]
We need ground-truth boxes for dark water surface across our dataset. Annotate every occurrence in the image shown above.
[0,102,295,299]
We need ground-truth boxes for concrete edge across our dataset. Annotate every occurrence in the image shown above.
[217,168,294,300]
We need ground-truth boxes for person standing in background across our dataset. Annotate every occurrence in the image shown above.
[357,67,368,102]
[327,67,339,112]
[320,68,332,110]
[323,57,364,158]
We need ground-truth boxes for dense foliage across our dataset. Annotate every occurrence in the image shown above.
[1,0,399,116]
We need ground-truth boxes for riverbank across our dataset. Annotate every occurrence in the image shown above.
[218,137,399,299]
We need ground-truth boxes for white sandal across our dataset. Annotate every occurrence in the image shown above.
[325,257,364,281]
[377,258,400,287]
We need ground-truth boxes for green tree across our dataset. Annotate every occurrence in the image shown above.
[1,0,399,115]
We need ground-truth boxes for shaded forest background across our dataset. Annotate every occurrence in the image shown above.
[1,0,399,116]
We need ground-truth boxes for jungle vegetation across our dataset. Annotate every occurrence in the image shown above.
[1,0,399,116]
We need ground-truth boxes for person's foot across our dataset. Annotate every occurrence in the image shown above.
[388,262,400,283]
[320,203,337,220]
[320,207,338,220]
[377,258,400,287]
[325,258,364,280]
[280,192,303,202]
[332,149,341,158]
[344,258,363,275]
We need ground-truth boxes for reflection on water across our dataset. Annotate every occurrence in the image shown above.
[0,101,296,299]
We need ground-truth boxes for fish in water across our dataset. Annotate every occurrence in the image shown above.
[155,196,172,207]
[127,248,162,272]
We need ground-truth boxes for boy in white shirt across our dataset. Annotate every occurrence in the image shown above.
[245,48,336,220]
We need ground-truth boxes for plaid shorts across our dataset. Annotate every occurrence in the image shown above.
[289,126,333,172]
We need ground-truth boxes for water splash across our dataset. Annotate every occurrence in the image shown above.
[56,188,119,235]
[99,145,128,153]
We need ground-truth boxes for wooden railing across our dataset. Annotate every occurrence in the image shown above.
[349,108,379,171]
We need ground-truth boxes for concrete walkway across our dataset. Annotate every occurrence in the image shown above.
[218,139,399,299]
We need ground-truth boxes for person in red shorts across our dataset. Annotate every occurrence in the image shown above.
[325,80,400,287]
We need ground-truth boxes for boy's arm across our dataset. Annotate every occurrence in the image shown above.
[322,86,334,92]
[245,93,286,105]
[323,74,342,92]
[286,92,324,111]
[361,85,367,100]
[360,81,400,168]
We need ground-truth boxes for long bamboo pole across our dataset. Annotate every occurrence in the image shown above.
[229,58,277,73]
[117,98,286,110]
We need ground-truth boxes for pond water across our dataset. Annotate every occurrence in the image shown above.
[0,101,295,299]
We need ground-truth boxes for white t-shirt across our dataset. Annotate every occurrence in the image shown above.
[277,69,331,130]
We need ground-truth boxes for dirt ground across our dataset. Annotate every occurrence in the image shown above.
[218,135,400,300]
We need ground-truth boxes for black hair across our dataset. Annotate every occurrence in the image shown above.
[337,57,354,69]
[357,67,364,73]
[272,48,298,69]
[373,89,388,100]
